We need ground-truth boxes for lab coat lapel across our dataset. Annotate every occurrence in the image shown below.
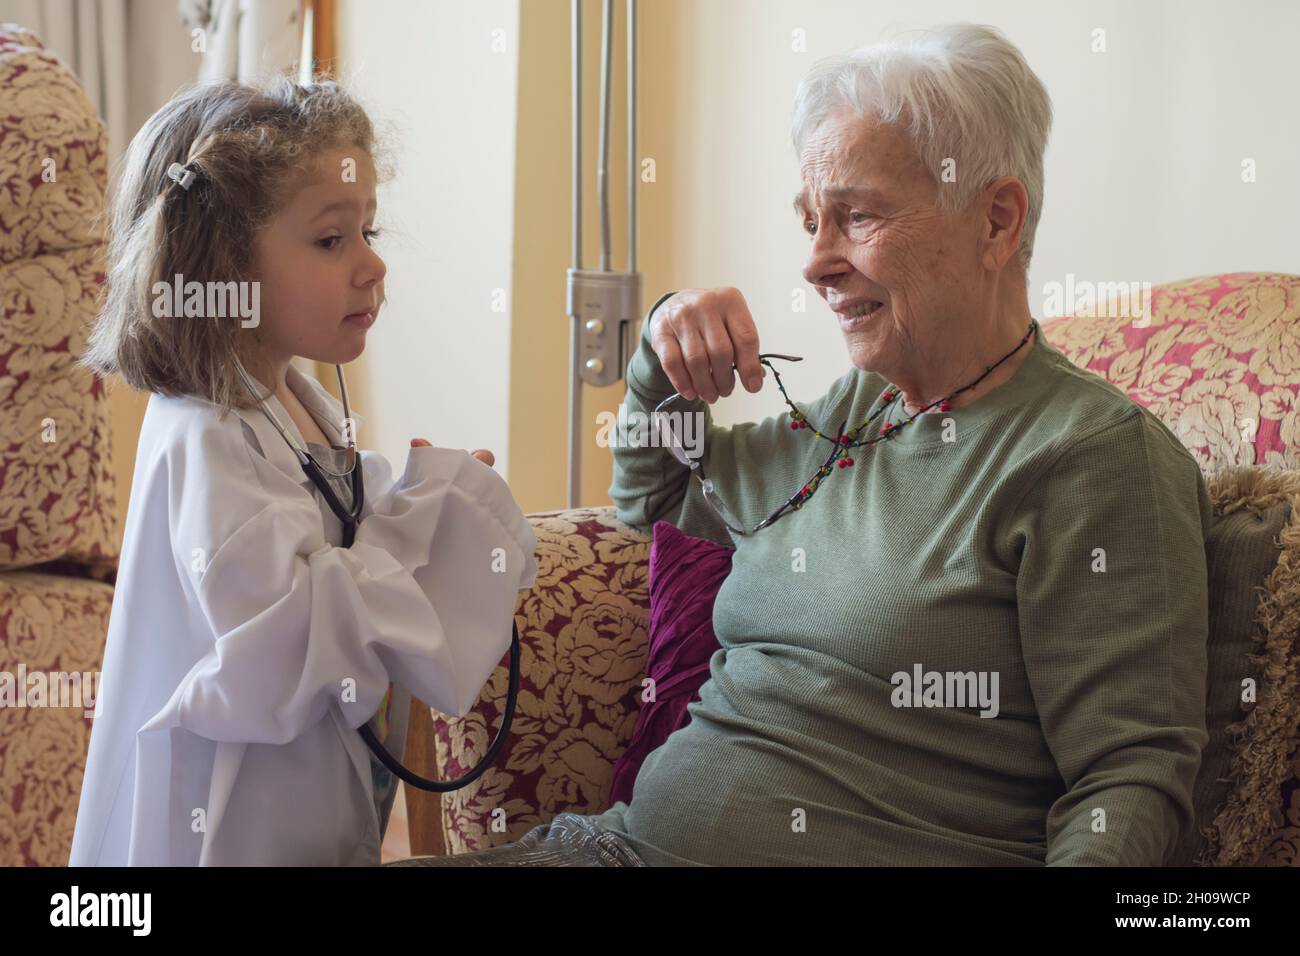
[229,364,367,491]
[286,363,367,447]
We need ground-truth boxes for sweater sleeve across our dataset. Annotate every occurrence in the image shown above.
[608,290,855,547]
[1012,410,1212,866]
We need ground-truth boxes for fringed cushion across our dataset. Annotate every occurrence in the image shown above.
[1196,466,1300,866]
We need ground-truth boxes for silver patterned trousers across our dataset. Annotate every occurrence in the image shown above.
[383,812,648,867]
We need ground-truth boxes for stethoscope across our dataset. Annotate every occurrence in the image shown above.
[234,358,521,792]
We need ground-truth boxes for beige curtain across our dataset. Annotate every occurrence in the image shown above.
[0,0,129,168]
[178,0,300,83]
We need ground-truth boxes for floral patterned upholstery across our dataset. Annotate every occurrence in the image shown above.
[1043,272,1299,472]
[0,23,116,866]
[0,572,111,865]
[0,23,117,571]
[425,272,1300,866]
[433,508,652,852]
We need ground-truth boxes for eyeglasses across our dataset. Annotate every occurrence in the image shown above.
[653,353,847,536]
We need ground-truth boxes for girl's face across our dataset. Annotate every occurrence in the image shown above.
[250,146,386,371]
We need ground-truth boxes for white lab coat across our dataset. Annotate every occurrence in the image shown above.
[68,364,537,866]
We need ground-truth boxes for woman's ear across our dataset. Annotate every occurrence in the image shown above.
[981,177,1028,272]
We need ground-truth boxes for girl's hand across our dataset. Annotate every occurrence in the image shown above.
[410,438,494,468]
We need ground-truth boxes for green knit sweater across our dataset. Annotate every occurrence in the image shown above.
[593,297,1212,866]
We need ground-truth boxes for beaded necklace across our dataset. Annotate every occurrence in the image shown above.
[766,319,1038,520]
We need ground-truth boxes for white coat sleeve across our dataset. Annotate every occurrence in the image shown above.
[166,423,538,746]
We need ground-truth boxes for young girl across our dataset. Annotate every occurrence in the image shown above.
[70,76,537,866]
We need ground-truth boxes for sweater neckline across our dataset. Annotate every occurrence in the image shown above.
[863,319,1054,448]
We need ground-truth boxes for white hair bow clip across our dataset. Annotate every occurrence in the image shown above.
[167,162,197,190]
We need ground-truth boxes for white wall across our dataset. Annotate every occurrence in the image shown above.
[645,0,1300,427]
[337,0,520,477]
[333,0,1298,487]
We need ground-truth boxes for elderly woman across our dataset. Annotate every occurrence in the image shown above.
[392,22,1209,868]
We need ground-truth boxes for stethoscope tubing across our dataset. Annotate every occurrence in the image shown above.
[235,359,520,793]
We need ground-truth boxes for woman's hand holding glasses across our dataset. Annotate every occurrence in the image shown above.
[649,287,769,402]
[647,287,815,536]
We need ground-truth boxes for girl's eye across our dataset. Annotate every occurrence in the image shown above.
[316,228,383,250]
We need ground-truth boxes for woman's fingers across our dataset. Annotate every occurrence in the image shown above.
[650,287,763,403]
[677,320,718,403]
[655,333,690,399]
[410,438,431,447]
[700,310,737,399]
[721,292,765,392]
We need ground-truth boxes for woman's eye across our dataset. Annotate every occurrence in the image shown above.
[803,219,817,237]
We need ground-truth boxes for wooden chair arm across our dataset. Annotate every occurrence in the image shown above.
[401,697,446,856]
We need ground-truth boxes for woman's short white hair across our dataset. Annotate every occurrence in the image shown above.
[791,23,1052,275]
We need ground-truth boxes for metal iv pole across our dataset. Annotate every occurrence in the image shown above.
[566,0,641,508]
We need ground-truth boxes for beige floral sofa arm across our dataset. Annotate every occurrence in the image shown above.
[405,507,652,856]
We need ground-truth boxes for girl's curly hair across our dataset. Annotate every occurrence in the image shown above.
[80,73,391,414]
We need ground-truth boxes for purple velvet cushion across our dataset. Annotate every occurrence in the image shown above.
[609,520,732,805]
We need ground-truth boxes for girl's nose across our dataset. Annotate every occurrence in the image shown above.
[356,236,386,287]
[362,247,387,285]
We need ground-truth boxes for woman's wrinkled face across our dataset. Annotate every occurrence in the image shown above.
[796,109,983,373]
[250,146,386,368]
